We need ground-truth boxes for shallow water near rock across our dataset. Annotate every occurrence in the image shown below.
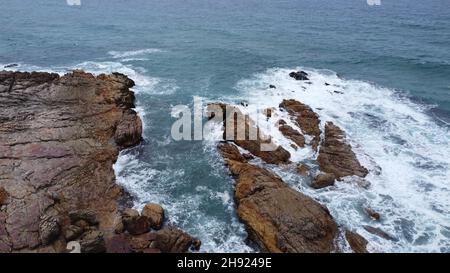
[1,0,449,252]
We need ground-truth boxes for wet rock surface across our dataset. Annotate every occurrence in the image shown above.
[318,122,368,179]
[345,230,369,253]
[219,143,337,253]
[0,71,196,253]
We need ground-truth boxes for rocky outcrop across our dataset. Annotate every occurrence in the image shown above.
[318,122,368,179]
[141,203,165,230]
[345,230,368,253]
[219,143,337,253]
[311,173,336,189]
[0,71,196,253]
[289,71,309,81]
[279,99,321,151]
[277,120,305,148]
[208,103,290,164]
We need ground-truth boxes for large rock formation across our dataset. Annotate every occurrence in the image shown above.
[219,143,337,253]
[0,70,198,253]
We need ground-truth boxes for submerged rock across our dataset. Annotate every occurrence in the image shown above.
[278,120,306,148]
[364,207,381,221]
[363,226,397,241]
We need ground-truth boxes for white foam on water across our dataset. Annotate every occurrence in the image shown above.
[235,67,450,252]
[108,48,163,59]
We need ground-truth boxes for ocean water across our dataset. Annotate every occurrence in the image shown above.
[1,0,449,252]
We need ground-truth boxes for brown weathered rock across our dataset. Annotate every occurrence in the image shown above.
[364,207,381,221]
[279,99,321,150]
[0,187,9,206]
[79,230,106,253]
[363,226,397,241]
[69,210,99,226]
[311,173,336,189]
[150,227,200,253]
[0,71,142,252]
[277,120,305,148]
[318,122,368,179]
[208,103,291,164]
[296,164,310,176]
[224,157,337,253]
[345,230,369,253]
[122,208,150,235]
[141,203,165,230]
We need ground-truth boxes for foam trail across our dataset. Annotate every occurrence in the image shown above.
[236,67,450,253]
[108,48,163,59]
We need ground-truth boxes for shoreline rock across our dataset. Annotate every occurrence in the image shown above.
[0,70,197,253]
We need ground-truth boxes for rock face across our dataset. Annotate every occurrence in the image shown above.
[279,99,321,151]
[219,143,337,253]
[318,122,368,179]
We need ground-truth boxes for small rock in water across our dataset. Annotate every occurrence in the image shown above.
[325,82,330,86]
[4,63,18,68]
[311,172,336,189]
[334,90,344,94]
[363,225,397,241]
[269,84,276,89]
[240,101,248,107]
[122,208,150,235]
[364,207,381,221]
[289,71,309,81]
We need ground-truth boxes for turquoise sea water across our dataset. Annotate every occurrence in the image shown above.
[1,0,449,252]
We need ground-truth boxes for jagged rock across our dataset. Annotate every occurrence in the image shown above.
[279,99,321,150]
[122,208,150,235]
[0,71,142,252]
[0,187,9,205]
[220,150,337,252]
[296,164,310,176]
[114,109,143,149]
[317,122,368,179]
[150,227,201,253]
[218,142,247,163]
[69,210,99,226]
[141,203,165,230]
[79,230,106,253]
[289,71,309,81]
[208,103,291,164]
[364,207,381,221]
[363,226,397,241]
[277,120,305,148]
[345,230,369,253]
[311,173,336,189]
[39,215,60,246]
[64,225,83,241]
